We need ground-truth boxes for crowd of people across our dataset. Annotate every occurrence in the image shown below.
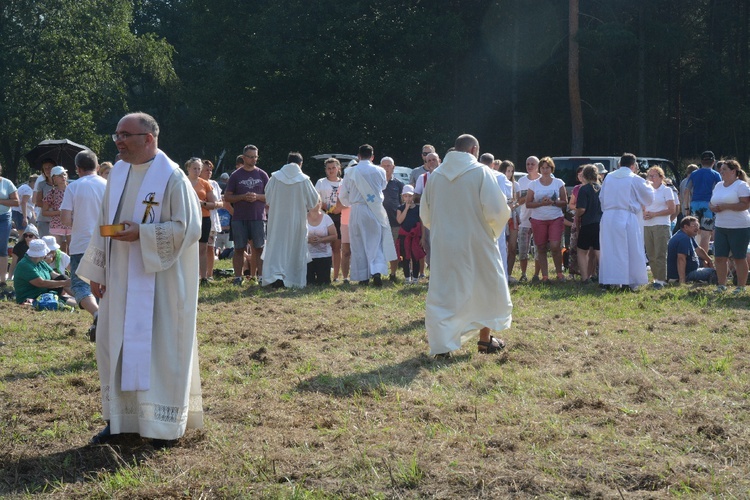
[2,110,750,446]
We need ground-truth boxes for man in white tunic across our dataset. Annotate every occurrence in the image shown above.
[339,144,397,286]
[599,153,655,289]
[421,134,512,357]
[262,152,319,288]
[78,112,203,446]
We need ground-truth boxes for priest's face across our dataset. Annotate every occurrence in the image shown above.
[115,115,155,164]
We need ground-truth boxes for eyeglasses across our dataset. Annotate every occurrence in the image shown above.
[421,152,430,156]
[111,132,149,142]
[24,234,35,239]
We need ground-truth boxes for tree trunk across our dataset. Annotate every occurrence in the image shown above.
[637,2,647,153]
[568,0,583,154]
[511,0,520,161]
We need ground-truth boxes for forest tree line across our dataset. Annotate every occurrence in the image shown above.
[2,0,749,182]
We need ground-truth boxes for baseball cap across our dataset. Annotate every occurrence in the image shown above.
[701,151,715,161]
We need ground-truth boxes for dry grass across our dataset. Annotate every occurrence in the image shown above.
[1,267,750,498]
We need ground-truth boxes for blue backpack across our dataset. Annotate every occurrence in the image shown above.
[33,293,59,311]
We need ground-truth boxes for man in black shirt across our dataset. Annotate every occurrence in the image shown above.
[381,156,404,281]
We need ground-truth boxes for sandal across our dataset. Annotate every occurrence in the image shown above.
[477,336,506,354]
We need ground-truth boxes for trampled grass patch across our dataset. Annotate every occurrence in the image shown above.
[1,265,749,497]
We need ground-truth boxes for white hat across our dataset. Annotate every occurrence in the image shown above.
[23,224,40,238]
[50,166,66,177]
[26,239,50,258]
[220,172,230,181]
[402,185,415,195]
[42,235,60,252]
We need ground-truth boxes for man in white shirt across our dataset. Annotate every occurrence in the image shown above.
[61,150,107,340]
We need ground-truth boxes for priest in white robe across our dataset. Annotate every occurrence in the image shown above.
[78,112,203,445]
[420,134,512,357]
[338,144,397,285]
[598,153,655,288]
[262,152,319,288]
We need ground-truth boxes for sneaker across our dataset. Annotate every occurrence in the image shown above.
[652,282,664,290]
[508,276,518,284]
[715,285,727,293]
[232,277,243,286]
[530,275,540,284]
[556,273,566,282]
[418,274,426,280]
[343,279,350,284]
[519,275,528,283]
[389,273,397,283]
[200,278,209,286]
[732,286,745,295]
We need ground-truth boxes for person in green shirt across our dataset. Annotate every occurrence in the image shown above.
[14,239,71,304]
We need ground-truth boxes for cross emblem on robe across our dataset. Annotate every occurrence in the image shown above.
[366,194,375,203]
[142,193,159,223]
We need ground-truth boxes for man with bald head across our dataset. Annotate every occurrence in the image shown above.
[516,156,542,282]
[380,156,403,281]
[420,134,512,357]
[78,112,204,446]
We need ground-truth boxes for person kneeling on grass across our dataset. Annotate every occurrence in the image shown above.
[14,239,72,305]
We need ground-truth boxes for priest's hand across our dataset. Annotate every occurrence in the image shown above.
[112,221,140,242]
[91,281,106,299]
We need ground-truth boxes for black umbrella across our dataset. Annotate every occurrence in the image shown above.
[24,139,89,175]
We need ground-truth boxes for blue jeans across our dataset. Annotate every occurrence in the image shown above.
[0,212,11,255]
[70,253,95,304]
[686,267,717,284]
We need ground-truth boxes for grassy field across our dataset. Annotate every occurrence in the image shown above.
[1,263,749,498]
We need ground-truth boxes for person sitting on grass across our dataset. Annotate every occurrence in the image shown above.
[42,235,70,276]
[667,216,715,285]
[14,239,71,305]
[8,224,39,281]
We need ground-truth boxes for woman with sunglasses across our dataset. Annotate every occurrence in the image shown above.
[8,224,39,282]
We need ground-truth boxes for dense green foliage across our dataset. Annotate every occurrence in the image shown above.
[2,0,750,182]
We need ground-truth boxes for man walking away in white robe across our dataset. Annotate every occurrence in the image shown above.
[262,152,319,288]
[598,153,655,289]
[421,134,512,357]
[339,144,397,286]
[78,112,203,447]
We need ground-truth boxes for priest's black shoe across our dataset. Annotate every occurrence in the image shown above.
[372,273,382,287]
[90,423,112,445]
[151,438,177,450]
